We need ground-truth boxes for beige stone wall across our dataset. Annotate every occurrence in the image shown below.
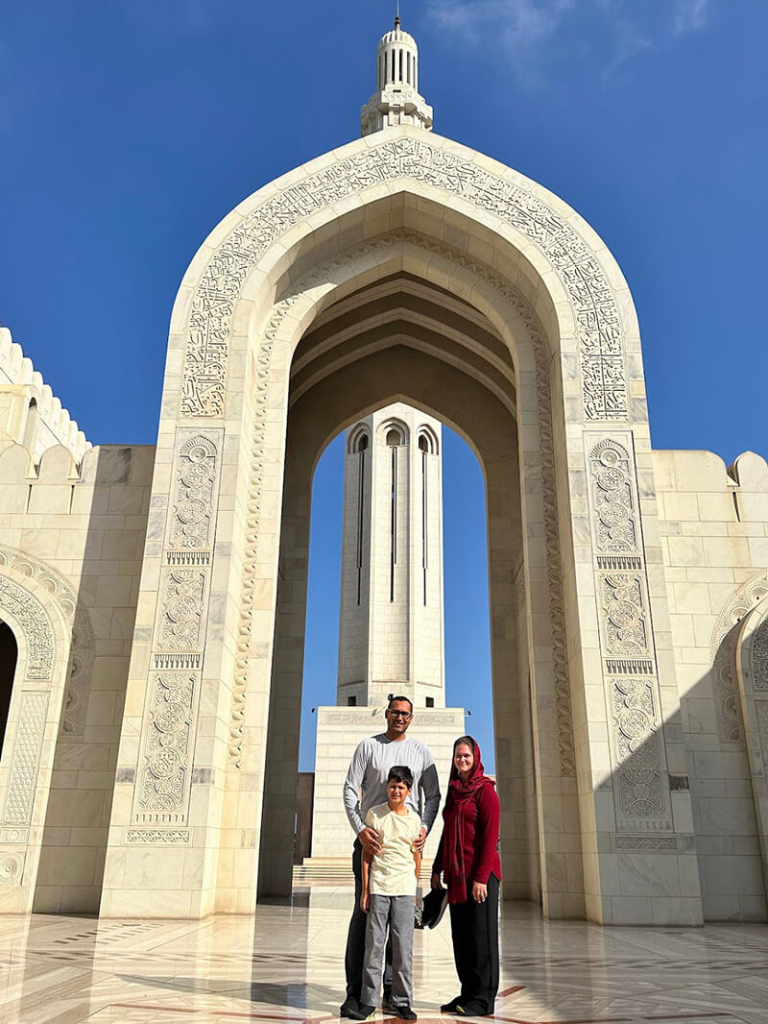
[0,440,153,913]
[655,448,768,920]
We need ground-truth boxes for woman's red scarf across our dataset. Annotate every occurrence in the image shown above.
[442,737,495,904]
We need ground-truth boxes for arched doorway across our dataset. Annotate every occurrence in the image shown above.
[0,621,18,759]
[257,269,543,907]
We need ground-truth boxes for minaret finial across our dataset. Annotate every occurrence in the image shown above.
[360,12,434,136]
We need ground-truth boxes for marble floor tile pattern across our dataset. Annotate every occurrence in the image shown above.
[1,890,768,1023]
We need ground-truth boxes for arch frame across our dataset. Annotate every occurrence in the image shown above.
[102,128,698,925]
[0,559,75,913]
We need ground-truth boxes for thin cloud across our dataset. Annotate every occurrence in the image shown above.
[429,0,716,83]
[673,0,713,35]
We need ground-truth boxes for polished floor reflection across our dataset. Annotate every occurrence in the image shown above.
[1,889,768,1023]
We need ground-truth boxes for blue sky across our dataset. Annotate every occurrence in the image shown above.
[0,1,765,772]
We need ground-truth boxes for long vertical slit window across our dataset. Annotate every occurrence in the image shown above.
[422,447,428,605]
[356,435,368,605]
[399,49,403,82]
[392,50,396,82]
[407,51,411,85]
[386,429,401,602]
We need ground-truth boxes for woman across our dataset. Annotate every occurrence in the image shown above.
[431,736,500,1017]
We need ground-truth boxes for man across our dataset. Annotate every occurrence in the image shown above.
[341,695,441,1018]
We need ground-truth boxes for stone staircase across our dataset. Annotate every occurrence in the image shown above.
[293,857,433,887]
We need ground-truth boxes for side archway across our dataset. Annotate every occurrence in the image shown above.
[0,560,74,913]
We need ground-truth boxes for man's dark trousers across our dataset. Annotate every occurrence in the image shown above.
[344,839,393,1003]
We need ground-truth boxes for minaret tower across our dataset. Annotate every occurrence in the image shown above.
[337,404,445,710]
[361,16,433,136]
[302,19,464,871]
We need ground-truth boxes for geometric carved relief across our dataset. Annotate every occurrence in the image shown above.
[182,136,626,422]
[612,679,670,830]
[588,439,639,553]
[0,852,25,885]
[158,569,207,651]
[600,573,650,658]
[0,546,95,736]
[710,572,768,745]
[2,692,49,825]
[168,433,222,553]
[133,673,199,824]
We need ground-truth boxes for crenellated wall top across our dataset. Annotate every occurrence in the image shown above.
[0,325,90,463]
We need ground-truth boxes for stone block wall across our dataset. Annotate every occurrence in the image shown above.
[655,449,768,920]
[0,439,154,913]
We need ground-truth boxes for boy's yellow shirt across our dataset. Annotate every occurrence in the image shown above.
[365,802,422,897]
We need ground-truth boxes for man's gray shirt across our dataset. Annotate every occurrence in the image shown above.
[343,733,441,837]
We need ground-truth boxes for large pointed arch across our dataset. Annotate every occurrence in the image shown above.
[103,128,696,927]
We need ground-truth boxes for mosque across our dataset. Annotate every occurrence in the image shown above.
[1,16,768,929]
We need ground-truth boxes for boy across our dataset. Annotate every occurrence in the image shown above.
[350,766,422,1022]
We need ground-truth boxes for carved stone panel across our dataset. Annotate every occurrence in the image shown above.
[588,438,640,555]
[2,692,49,825]
[133,672,199,825]
[158,569,207,651]
[181,136,627,422]
[611,679,671,831]
[600,573,650,659]
[168,432,223,555]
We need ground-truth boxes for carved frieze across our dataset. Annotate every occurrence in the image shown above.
[125,829,191,844]
[2,692,49,825]
[182,136,627,422]
[0,852,24,885]
[133,673,199,824]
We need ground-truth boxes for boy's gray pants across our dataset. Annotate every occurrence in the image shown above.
[361,894,414,1008]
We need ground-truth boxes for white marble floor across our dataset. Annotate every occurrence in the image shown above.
[1,889,768,1024]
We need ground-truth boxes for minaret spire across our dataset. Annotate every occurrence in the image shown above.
[360,15,433,136]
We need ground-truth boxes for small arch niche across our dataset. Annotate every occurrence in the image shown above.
[0,622,18,759]
[22,399,38,453]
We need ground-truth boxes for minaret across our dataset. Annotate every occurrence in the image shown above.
[361,16,433,136]
[337,404,445,710]
[302,23,464,870]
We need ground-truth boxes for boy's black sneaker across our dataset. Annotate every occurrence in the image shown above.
[440,998,461,1013]
[340,998,359,1018]
[347,1005,375,1021]
[393,1007,417,1020]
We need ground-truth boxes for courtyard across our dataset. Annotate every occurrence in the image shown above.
[1,891,767,1023]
